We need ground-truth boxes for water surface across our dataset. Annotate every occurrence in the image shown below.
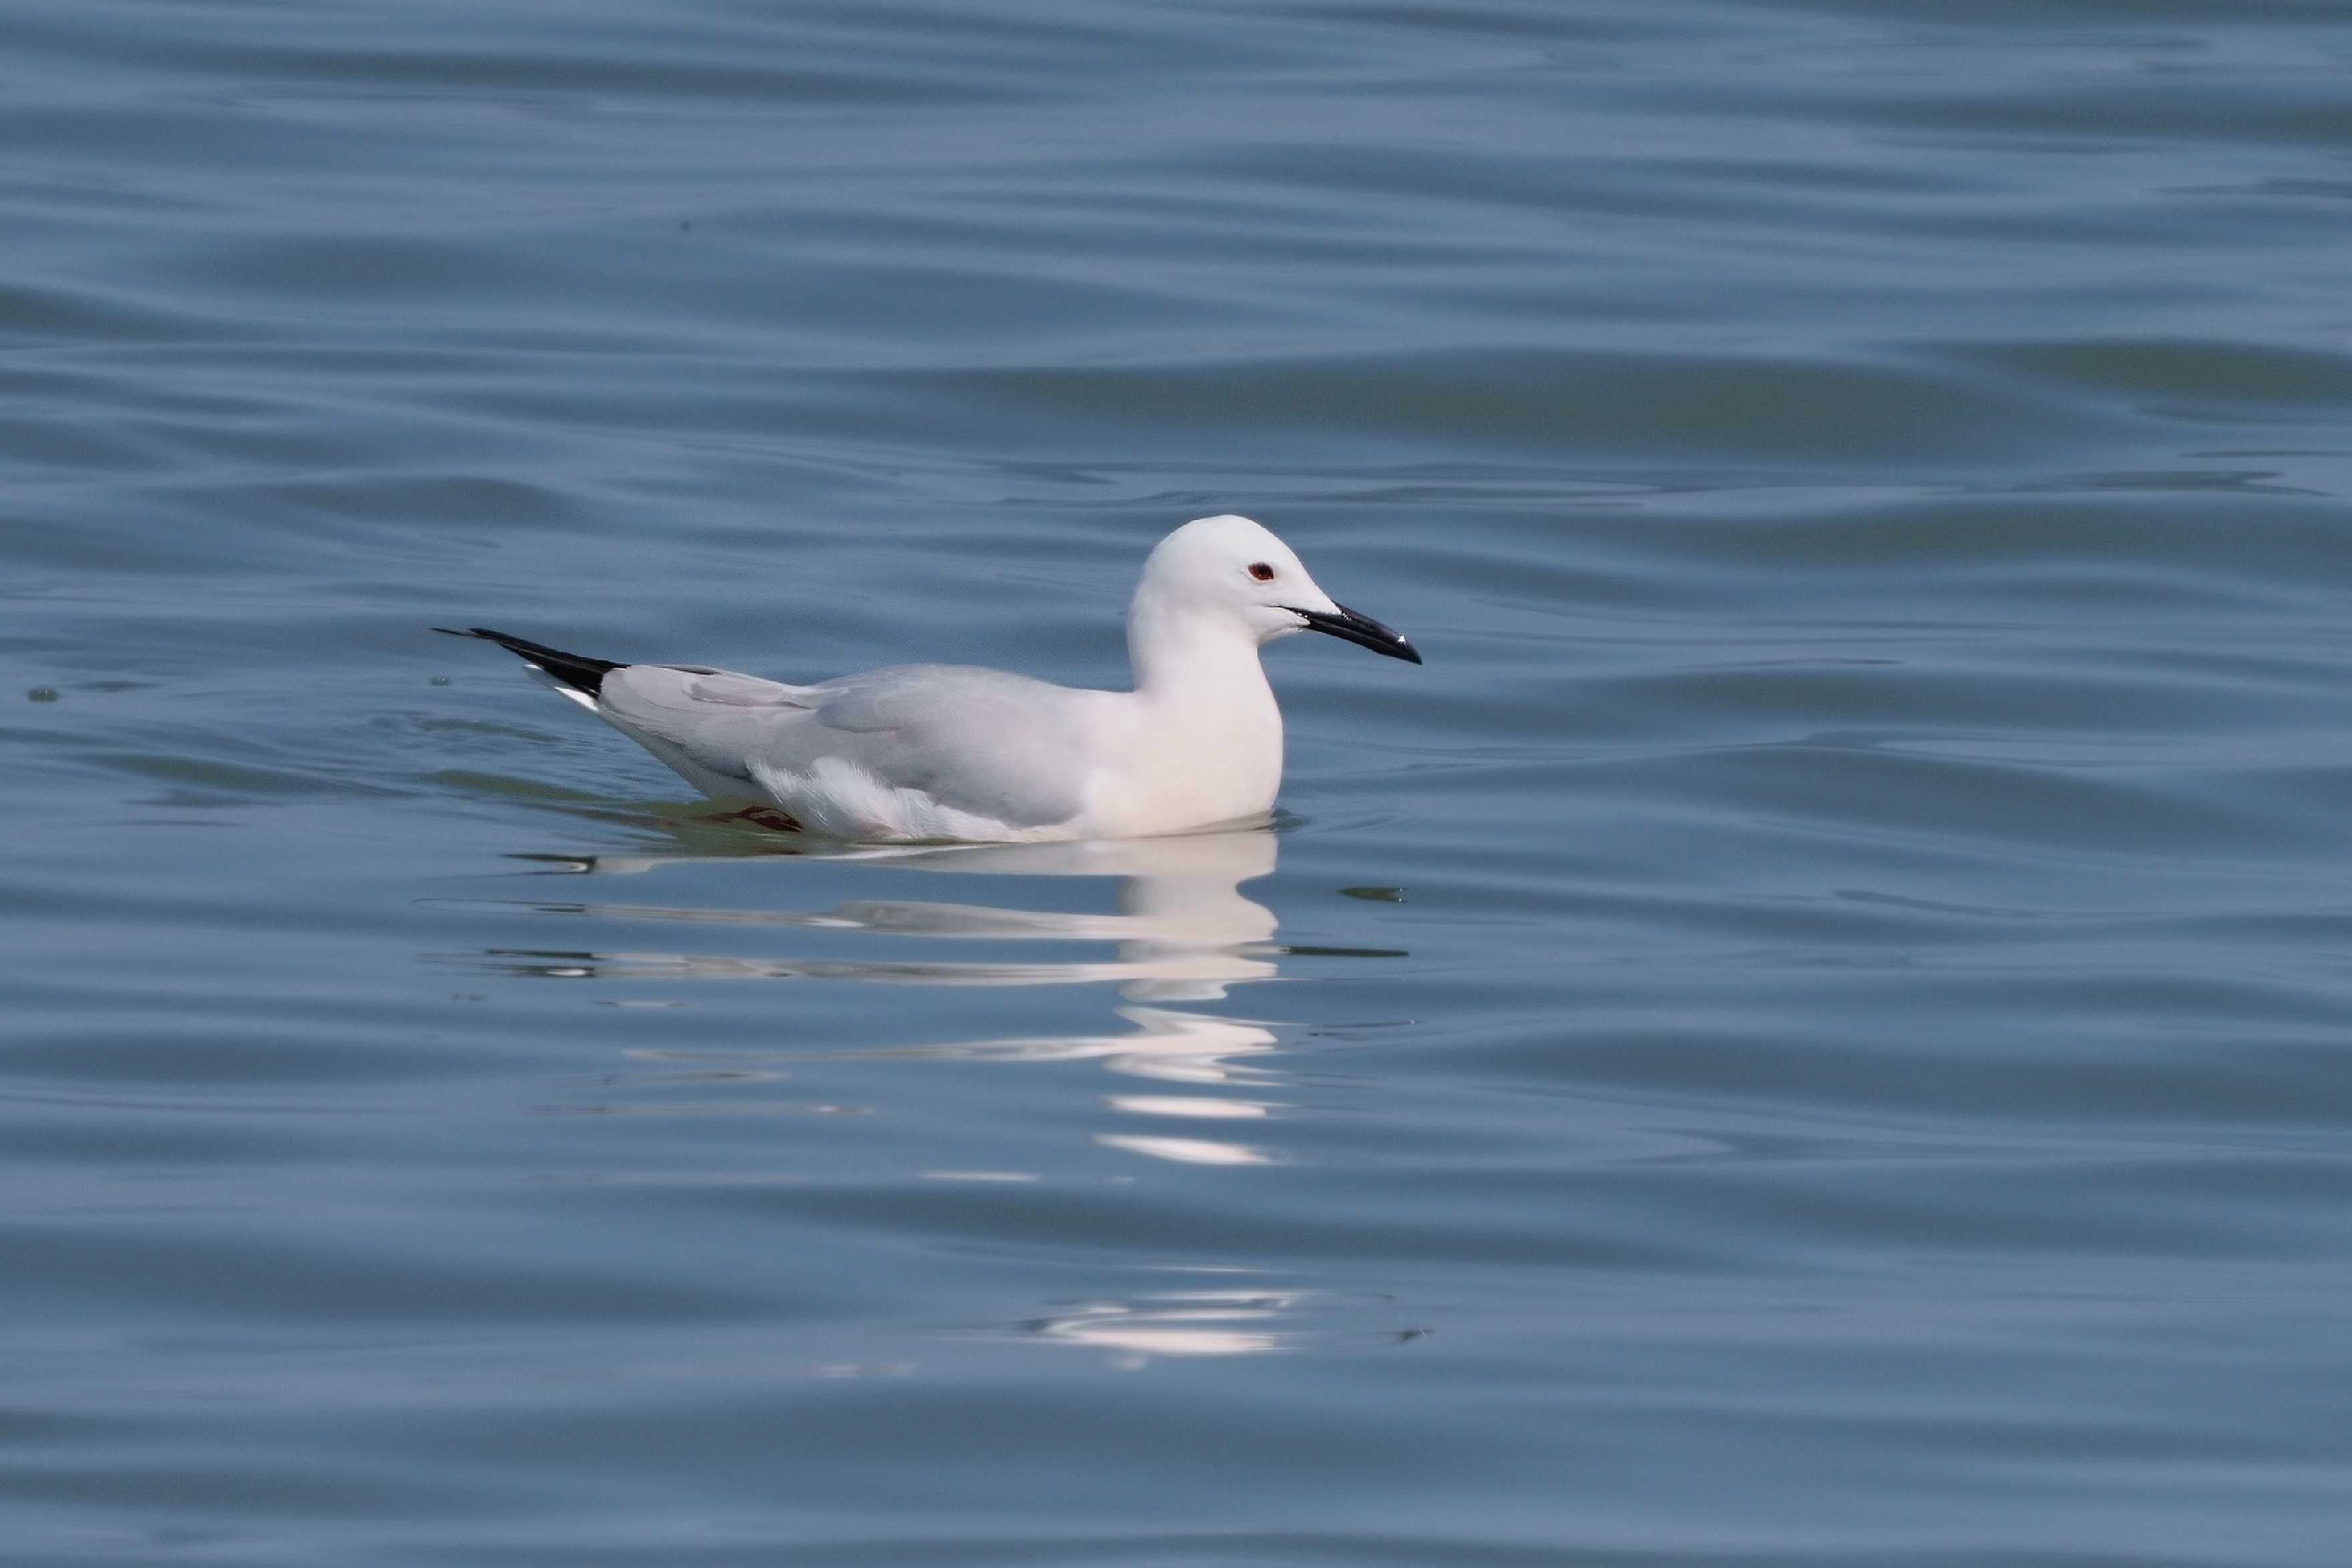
[7,1,2352,1562]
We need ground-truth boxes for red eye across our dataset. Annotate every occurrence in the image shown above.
[1248,562,1275,582]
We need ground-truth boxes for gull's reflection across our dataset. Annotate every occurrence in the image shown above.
[491,829,1278,997]
[454,822,1430,1361]
[467,828,1291,1164]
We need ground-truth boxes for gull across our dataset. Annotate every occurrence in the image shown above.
[437,513,1419,843]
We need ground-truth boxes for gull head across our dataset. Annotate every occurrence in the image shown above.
[1133,514,1421,665]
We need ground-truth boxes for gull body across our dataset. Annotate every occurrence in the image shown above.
[439,514,1419,843]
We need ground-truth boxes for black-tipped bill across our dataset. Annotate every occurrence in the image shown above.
[1291,601,1423,664]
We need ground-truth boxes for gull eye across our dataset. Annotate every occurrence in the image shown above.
[1247,562,1275,582]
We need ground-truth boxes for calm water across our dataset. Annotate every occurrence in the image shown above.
[8,1,2352,1562]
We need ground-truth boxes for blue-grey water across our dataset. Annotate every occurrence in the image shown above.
[8,1,2352,1562]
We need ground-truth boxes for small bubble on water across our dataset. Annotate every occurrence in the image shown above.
[27,687,59,703]
[430,675,452,686]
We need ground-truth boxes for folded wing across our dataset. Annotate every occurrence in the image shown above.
[599,662,1093,830]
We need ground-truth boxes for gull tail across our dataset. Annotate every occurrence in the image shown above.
[434,626,623,699]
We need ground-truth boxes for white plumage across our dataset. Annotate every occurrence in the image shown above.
[440,514,1419,842]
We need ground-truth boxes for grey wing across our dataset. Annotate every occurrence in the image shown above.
[595,664,817,791]
[801,666,1097,828]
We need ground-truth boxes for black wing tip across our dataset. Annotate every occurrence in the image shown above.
[434,625,623,698]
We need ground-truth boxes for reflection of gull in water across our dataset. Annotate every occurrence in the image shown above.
[452,825,1426,1359]
[486,830,1280,1005]
[905,833,1277,1007]
[893,1006,1274,1087]
[463,830,1301,1161]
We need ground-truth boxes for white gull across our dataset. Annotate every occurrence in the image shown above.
[438,513,1420,842]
